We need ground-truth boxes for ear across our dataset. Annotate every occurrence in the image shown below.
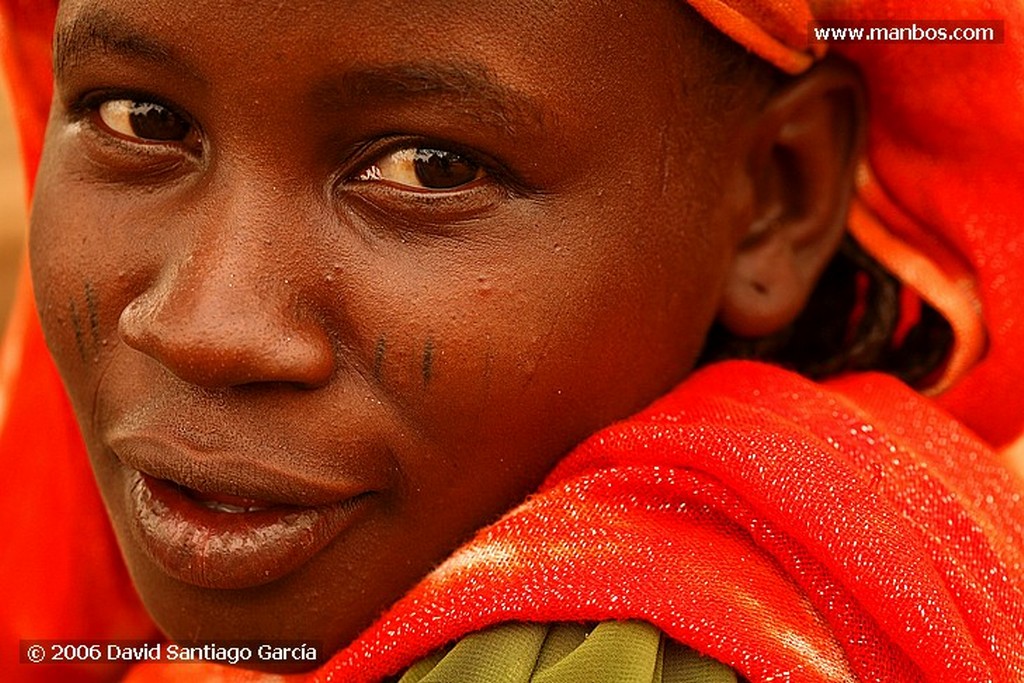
[718,57,865,338]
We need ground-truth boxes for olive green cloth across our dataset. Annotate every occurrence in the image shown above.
[396,621,737,682]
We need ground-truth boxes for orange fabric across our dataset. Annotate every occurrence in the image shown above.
[123,363,1024,683]
[700,0,1024,447]
[2,2,1023,683]
[847,188,983,396]
[341,364,1024,681]
[0,4,157,683]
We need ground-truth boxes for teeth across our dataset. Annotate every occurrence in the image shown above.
[200,500,267,514]
[175,483,272,512]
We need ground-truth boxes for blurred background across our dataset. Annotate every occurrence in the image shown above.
[0,80,28,331]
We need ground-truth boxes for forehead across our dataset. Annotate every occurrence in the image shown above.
[53,0,709,120]
[54,0,678,51]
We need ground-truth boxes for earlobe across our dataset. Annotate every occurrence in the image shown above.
[718,56,865,340]
[719,222,809,338]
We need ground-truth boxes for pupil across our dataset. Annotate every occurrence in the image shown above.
[413,149,479,189]
[128,102,189,141]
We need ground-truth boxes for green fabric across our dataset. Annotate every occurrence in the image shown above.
[396,621,737,682]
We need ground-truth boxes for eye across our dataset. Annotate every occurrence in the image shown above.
[96,99,193,143]
[356,147,484,191]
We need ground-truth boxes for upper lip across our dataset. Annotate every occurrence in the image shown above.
[106,430,383,508]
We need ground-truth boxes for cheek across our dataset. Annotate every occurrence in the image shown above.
[30,184,97,373]
[28,151,137,415]
[385,198,729,488]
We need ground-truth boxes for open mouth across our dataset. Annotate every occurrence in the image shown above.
[124,470,373,589]
[175,483,277,513]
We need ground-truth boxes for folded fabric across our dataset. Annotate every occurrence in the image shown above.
[319,363,1024,681]
[690,0,1024,447]
[120,363,1024,682]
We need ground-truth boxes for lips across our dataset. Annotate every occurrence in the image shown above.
[103,411,390,590]
[124,469,373,589]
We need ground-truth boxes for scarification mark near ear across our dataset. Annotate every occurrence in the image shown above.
[373,336,387,382]
[69,300,87,362]
[84,282,101,347]
[422,338,435,387]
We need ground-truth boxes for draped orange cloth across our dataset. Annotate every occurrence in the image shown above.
[694,0,1024,448]
[2,1,1023,682]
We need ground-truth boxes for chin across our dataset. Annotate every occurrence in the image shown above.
[122,547,376,672]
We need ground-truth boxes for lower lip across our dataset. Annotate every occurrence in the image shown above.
[124,470,369,590]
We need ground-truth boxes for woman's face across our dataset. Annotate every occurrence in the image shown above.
[32,0,750,659]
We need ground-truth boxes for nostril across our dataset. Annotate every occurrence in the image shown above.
[241,328,337,389]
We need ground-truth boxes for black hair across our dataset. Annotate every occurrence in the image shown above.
[698,234,955,387]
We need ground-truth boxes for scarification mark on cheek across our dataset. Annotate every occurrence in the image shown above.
[422,338,435,387]
[84,281,101,347]
[373,336,387,382]
[69,300,87,362]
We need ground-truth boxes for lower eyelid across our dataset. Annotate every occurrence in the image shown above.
[346,175,496,199]
[81,118,184,154]
[338,178,509,226]
[355,174,489,195]
[64,119,199,183]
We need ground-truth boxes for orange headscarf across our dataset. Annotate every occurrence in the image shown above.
[2,2,1022,682]
[690,0,1024,448]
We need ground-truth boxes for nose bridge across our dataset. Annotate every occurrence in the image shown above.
[118,174,336,388]
[188,176,293,296]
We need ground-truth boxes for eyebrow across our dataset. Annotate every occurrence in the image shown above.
[53,8,201,83]
[52,9,544,133]
[313,63,545,133]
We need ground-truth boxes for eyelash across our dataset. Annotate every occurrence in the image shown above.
[68,91,528,214]
[74,90,193,140]
[338,140,515,229]
[353,146,485,193]
[345,137,522,192]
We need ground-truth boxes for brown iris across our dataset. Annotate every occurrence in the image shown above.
[358,146,484,191]
[98,100,191,142]
[412,149,481,190]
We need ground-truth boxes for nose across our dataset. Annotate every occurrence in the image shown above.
[118,224,336,390]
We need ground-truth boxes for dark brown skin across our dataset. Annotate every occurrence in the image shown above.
[30,0,863,669]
